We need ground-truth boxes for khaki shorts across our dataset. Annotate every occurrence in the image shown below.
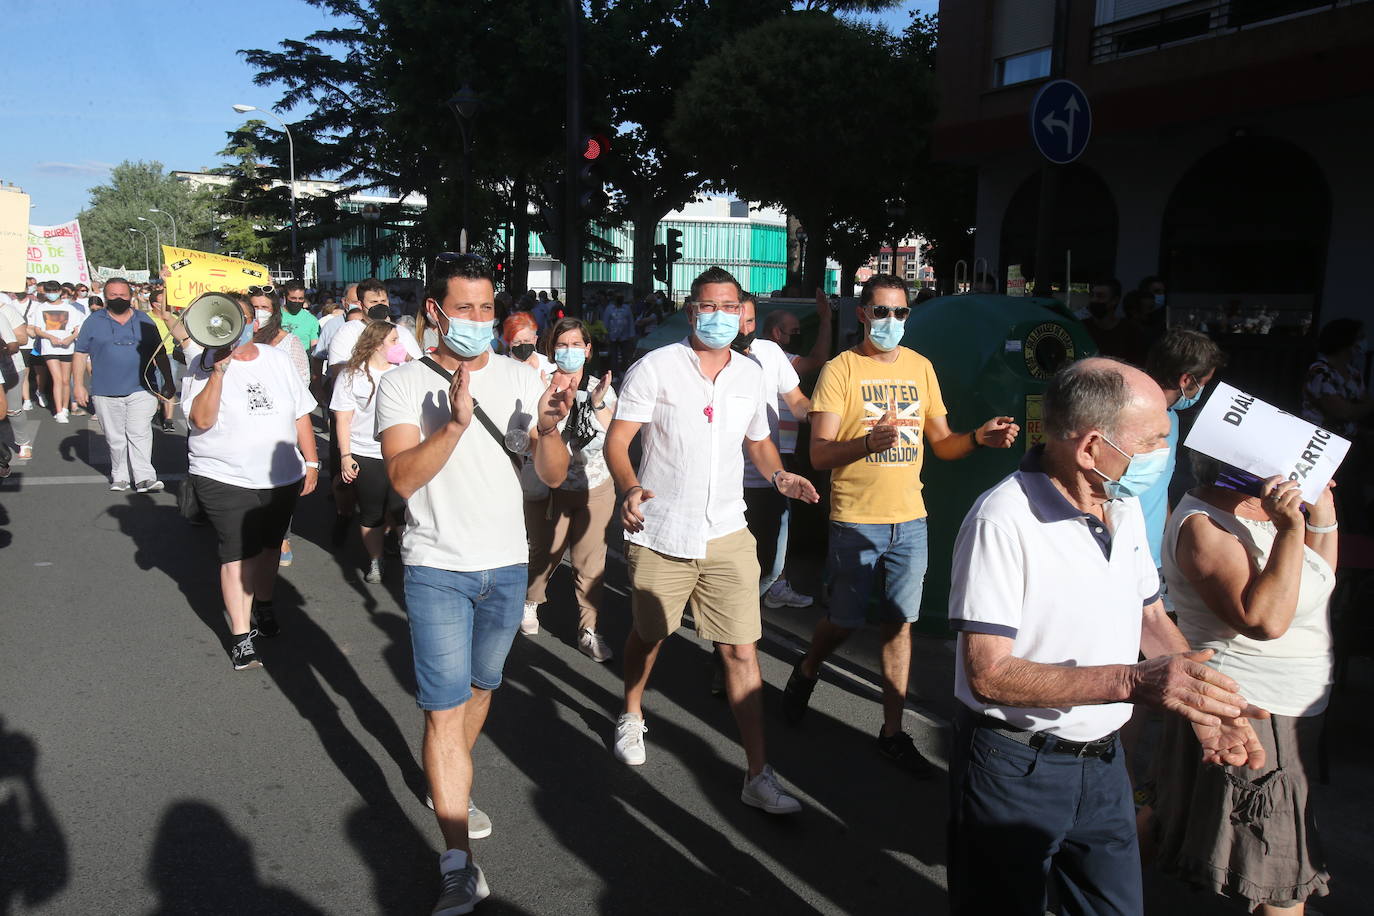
[627,526,762,645]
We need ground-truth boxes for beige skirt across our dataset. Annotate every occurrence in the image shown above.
[1151,712,1330,911]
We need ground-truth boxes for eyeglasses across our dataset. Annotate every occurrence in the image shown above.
[247,284,275,295]
[693,301,743,314]
[868,305,910,320]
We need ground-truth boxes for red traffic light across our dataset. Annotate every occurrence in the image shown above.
[582,133,610,160]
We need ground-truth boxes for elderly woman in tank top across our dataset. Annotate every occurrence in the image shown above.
[1152,451,1337,916]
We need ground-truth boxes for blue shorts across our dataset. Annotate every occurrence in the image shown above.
[826,518,928,629]
[403,564,526,711]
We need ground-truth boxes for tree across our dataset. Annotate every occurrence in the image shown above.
[77,161,214,271]
[668,12,937,292]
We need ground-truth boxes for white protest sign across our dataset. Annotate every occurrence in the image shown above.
[93,265,151,284]
[1183,381,1349,503]
[26,220,91,284]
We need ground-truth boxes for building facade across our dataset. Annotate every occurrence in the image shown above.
[933,0,1374,335]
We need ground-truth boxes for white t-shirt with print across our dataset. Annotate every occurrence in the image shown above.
[34,302,83,356]
[183,345,316,489]
[330,363,396,459]
[375,354,549,572]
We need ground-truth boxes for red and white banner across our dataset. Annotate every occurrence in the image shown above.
[26,219,91,285]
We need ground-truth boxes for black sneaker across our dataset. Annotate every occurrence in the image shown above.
[253,601,280,638]
[230,631,263,670]
[876,728,936,779]
[782,661,818,726]
[331,513,351,548]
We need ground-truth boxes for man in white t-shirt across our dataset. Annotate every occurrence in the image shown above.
[946,357,1269,915]
[606,266,819,815]
[377,253,572,916]
[0,294,32,462]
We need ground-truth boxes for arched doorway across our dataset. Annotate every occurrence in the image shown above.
[1000,163,1119,292]
[1160,136,1330,320]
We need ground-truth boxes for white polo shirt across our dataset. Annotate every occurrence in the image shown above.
[615,338,771,559]
[948,446,1160,742]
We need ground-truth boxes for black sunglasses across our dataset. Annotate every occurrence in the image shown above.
[869,305,911,320]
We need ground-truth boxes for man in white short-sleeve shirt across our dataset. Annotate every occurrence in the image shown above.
[945,357,1270,916]
[376,254,571,915]
[605,265,819,816]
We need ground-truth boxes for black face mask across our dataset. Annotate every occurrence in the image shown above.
[511,343,536,361]
[285,300,304,313]
[106,297,132,314]
[730,331,756,354]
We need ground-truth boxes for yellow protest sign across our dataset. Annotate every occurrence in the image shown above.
[161,246,270,309]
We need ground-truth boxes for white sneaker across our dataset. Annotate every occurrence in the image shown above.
[20,400,31,411]
[422,796,493,839]
[741,764,802,815]
[578,627,613,662]
[764,579,814,609]
[53,410,69,424]
[613,713,647,766]
[520,602,539,635]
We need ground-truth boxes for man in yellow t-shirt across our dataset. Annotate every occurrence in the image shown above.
[782,274,1020,776]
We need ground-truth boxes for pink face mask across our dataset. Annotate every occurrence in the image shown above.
[384,342,408,365]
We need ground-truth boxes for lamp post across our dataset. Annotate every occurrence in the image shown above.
[128,228,149,274]
[446,84,481,255]
[360,202,382,278]
[148,207,177,247]
[136,216,162,271]
[233,103,299,279]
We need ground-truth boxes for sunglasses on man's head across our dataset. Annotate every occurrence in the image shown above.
[868,305,911,320]
[247,284,275,295]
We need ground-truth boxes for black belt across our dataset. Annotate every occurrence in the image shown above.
[973,713,1118,759]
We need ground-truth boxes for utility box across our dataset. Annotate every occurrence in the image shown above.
[908,295,1098,634]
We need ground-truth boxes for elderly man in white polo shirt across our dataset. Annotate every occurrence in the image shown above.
[946,357,1269,916]
[606,266,819,815]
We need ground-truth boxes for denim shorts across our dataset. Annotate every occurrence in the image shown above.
[826,517,928,628]
[403,564,527,711]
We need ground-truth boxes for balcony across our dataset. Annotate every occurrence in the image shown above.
[1091,0,1369,63]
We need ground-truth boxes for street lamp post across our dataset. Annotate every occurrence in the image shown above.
[128,228,149,274]
[148,208,177,247]
[233,104,299,280]
[446,85,481,255]
[136,216,162,271]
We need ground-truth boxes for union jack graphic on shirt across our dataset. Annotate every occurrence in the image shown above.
[858,380,924,464]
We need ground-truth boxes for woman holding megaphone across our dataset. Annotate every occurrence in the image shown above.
[181,292,321,671]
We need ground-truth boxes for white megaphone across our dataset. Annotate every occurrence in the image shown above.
[182,292,245,350]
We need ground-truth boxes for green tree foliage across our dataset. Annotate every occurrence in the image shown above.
[77,161,214,271]
[668,12,937,290]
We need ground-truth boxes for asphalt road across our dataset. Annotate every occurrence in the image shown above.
[2,406,1371,915]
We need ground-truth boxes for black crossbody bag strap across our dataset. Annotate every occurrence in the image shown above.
[419,357,522,471]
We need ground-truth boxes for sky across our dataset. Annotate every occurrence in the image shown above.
[1,0,937,226]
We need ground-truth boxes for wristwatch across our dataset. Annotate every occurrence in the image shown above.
[304,460,321,469]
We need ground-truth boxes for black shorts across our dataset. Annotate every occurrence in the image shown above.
[352,455,404,527]
[191,474,301,563]
[327,371,342,478]
[22,351,44,369]
[42,354,72,363]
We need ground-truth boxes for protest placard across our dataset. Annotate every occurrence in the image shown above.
[161,246,270,309]
[1183,381,1350,503]
[92,265,151,284]
[0,189,29,290]
[26,219,90,284]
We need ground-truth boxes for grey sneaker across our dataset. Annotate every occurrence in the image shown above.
[110,481,131,492]
[423,795,493,840]
[134,479,165,493]
[432,855,489,916]
[577,627,613,662]
[741,764,802,815]
[364,558,383,584]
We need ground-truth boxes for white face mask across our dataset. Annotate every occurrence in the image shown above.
[255,309,272,324]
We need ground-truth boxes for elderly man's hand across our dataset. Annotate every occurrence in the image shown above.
[1129,648,1269,728]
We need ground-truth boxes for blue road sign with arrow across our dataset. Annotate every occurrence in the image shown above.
[1030,79,1092,164]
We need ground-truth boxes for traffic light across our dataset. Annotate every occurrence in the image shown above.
[578,133,611,217]
[652,243,667,283]
[666,227,684,263]
[493,257,506,288]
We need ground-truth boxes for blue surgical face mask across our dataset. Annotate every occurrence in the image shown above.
[437,310,494,358]
[1094,435,1170,499]
[554,346,586,372]
[44,291,60,302]
[235,322,254,348]
[1153,293,1166,307]
[867,316,906,352]
[693,309,739,350]
[1172,378,1204,412]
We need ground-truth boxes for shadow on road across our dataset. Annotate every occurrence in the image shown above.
[0,717,69,914]
[145,800,326,916]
